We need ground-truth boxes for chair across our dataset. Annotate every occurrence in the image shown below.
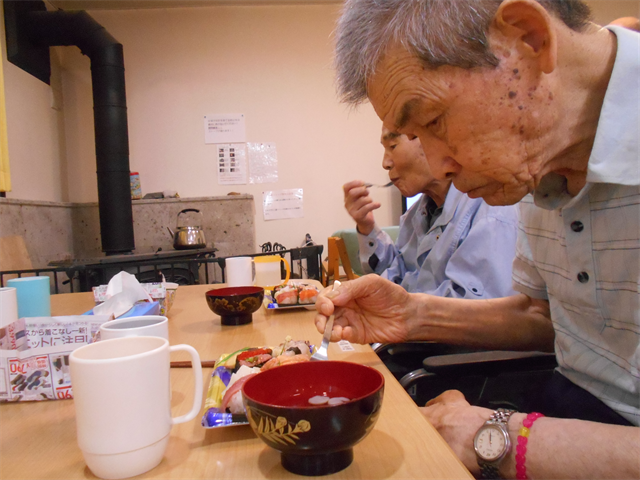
[0,235,34,280]
[323,236,359,286]
[329,227,400,276]
[375,342,557,411]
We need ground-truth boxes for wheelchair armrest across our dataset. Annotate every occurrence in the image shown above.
[372,342,482,358]
[422,350,557,376]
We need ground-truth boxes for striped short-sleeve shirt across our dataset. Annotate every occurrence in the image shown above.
[512,26,640,425]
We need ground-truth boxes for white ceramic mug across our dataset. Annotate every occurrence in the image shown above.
[70,336,203,479]
[99,315,169,341]
[225,255,290,289]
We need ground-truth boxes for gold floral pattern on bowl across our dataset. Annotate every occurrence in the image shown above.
[246,406,311,446]
[211,297,260,313]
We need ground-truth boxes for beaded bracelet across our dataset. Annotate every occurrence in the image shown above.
[515,412,544,480]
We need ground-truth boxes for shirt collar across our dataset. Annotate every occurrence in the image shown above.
[534,25,640,210]
[587,26,639,186]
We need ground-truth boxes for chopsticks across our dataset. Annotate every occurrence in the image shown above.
[170,360,217,368]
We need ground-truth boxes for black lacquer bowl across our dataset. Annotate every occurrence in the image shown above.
[242,361,384,476]
[205,286,264,325]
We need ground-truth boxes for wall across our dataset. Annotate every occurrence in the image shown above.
[2,0,638,258]
[3,3,391,257]
[588,0,639,24]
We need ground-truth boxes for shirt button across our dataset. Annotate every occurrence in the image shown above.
[369,241,374,247]
[577,272,589,283]
[571,221,584,232]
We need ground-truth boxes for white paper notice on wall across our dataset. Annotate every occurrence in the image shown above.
[248,142,278,184]
[216,144,247,185]
[263,189,303,220]
[204,114,246,144]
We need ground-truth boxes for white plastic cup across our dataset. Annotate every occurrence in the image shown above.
[225,257,254,287]
[99,315,169,342]
[0,287,19,328]
[225,256,290,289]
[70,336,202,479]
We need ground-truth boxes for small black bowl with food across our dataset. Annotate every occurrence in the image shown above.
[242,360,385,476]
[205,286,264,325]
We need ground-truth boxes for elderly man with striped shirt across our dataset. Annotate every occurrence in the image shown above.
[315,0,639,478]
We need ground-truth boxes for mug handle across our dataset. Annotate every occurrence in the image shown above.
[169,344,203,425]
[280,257,290,285]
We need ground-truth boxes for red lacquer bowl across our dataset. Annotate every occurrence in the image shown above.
[242,360,385,476]
[205,286,264,326]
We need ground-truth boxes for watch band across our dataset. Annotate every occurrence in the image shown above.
[478,408,516,479]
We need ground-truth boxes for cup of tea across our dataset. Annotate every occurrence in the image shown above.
[99,315,169,342]
[70,336,202,479]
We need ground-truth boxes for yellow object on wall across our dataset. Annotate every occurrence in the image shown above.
[0,52,11,192]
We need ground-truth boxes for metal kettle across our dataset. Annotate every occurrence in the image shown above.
[167,209,207,250]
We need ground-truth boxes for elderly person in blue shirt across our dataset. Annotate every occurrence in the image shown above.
[344,126,519,298]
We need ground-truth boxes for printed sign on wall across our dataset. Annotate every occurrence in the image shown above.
[262,189,303,220]
[216,144,247,185]
[204,114,246,144]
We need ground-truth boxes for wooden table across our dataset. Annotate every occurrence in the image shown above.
[0,285,472,479]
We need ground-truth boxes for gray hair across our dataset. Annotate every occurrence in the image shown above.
[335,0,592,105]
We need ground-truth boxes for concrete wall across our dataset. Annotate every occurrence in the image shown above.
[0,194,255,269]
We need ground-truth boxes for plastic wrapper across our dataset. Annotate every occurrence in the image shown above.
[201,350,252,428]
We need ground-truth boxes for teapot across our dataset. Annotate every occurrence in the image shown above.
[167,209,207,250]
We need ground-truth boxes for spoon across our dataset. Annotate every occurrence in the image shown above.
[364,181,393,188]
[310,280,341,361]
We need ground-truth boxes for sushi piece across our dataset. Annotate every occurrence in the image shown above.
[298,284,319,304]
[234,347,273,370]
[274,284,299,305]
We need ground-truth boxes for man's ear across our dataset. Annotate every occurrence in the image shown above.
[493,0,557,74]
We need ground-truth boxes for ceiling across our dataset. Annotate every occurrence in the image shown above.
[48,0,342,9]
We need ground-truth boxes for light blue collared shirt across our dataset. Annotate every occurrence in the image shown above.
[358,186,519,299]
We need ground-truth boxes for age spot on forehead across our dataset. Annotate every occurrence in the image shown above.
[508,91,517,99]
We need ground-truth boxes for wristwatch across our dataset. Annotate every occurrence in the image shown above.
[473,408,516,479]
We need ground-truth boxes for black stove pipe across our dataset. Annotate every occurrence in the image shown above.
[26,10,134,255]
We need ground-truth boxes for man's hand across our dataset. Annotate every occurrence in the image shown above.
[343,180,381,236]
[421,390,493,475]
[314,275,415,344]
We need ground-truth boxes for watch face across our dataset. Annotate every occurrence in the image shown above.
[475,425,507,461]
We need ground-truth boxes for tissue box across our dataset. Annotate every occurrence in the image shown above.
[82,301,161,317]
[92,282,178,316]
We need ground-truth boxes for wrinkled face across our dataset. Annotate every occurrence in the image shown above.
[368,46,554,206]
[381,128,440,199]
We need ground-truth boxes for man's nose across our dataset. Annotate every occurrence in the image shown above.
[420,141,460,180]
[382,153,393,171]
[428,156,460,180]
